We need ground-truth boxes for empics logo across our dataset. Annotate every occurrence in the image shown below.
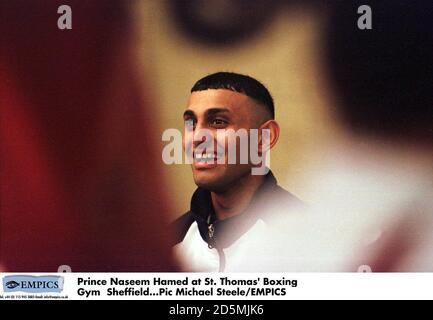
[5,280,20,289]
[2,275,64,293]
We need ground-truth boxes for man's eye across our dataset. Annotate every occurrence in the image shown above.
[211,119,227,126]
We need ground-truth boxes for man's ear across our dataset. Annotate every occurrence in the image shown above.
[258,119,280,153]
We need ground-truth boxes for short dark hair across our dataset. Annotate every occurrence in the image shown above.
[324,1,433,142]
[191,72,275,119]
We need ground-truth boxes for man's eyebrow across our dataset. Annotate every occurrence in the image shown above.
[183,110,196,118]
[183,108,230,119]
[205,108,230,116]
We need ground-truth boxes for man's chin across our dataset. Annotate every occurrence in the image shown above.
[193,173,227,192]
[194,179,222,192]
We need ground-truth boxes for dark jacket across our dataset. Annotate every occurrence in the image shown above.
[171,171,303,250]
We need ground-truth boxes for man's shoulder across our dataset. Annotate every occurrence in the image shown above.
[169,211,196,246]
[261,170,304,208]
[270,183,304,208]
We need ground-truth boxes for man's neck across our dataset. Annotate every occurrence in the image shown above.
[210,174,266,220]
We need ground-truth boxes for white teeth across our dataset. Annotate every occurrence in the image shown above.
[195,153,216,161]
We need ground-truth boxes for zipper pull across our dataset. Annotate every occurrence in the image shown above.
[208,223,215,249]
[207,221,225,271]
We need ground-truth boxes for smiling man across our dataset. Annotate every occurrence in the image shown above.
[172,72,303,272]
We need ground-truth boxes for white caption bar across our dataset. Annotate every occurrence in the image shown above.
[1,273,432,300]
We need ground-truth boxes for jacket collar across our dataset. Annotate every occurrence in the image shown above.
[189,171,279,248]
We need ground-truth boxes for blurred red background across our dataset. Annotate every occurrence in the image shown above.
[0,0,175,271]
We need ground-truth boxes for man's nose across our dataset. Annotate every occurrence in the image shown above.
[192,131,207,148]
[192,125,214,149]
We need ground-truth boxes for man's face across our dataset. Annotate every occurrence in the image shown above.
[183,89,267,192]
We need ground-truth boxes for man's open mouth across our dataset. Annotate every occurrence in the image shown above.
[193,152,224,164]
[194,152,222,162]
